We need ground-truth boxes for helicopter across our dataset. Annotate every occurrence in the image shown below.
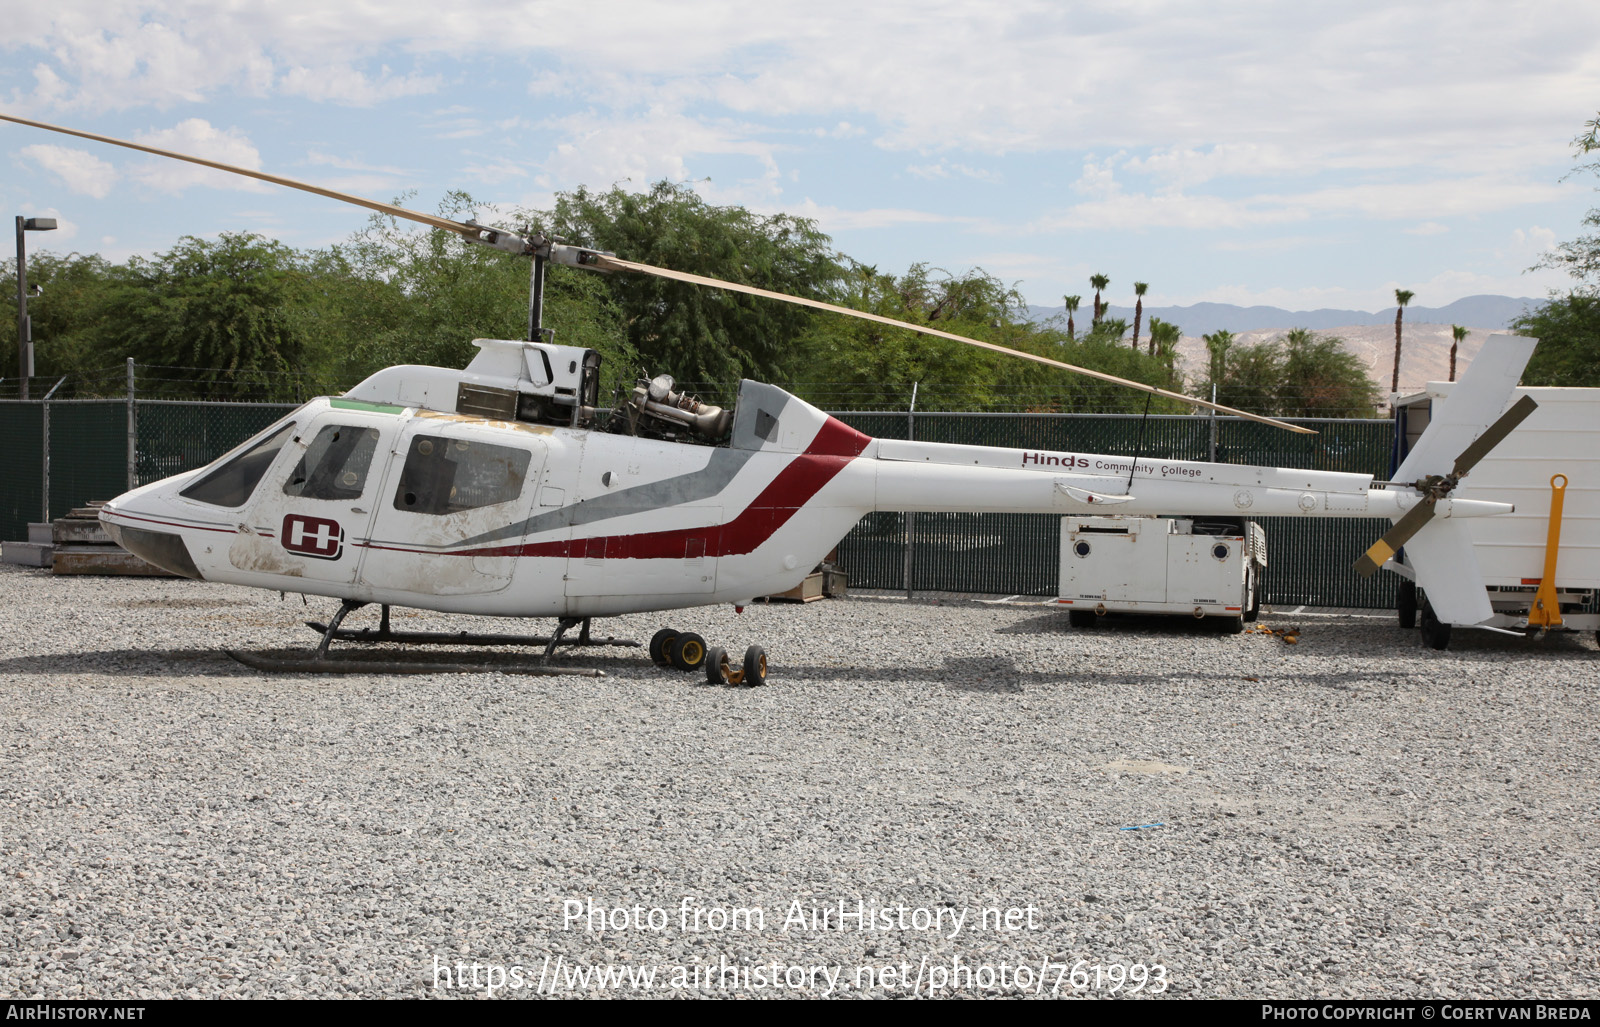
[1,114,1538,684]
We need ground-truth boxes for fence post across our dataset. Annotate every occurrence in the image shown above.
[40,375,66,522]
[41,391,50,523]
[903,382,918,598]
[1208,383,1218,463]
[126,358,137,490]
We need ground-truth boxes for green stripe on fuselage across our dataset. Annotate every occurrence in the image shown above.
[330,398,407,415]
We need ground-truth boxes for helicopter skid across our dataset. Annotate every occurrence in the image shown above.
[226,648,606,676]
[302,621,641,650]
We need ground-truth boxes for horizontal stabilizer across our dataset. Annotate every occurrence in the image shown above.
[1055,482,1134,506]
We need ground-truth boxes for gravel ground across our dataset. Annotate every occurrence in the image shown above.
[1,562,1597,1000]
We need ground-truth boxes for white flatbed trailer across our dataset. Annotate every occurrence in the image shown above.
[1390,383,1600,648]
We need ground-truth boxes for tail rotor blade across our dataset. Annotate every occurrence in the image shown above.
[1451,394,1538,478]
[1353,500,1436,577]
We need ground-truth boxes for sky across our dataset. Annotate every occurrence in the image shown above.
[3,0,1600,314]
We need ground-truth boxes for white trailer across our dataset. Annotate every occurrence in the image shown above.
[1390,383,1600,649]
[1055,515,1267,633]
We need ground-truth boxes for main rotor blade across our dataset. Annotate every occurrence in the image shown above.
[2,111,1314,433]
[0,112,479,238]
[1452,393,1538,478]
[1353,499,1436,577]
[597,255,1316,434]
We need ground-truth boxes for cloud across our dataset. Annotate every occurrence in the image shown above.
[1033,158,1576,232]
[906,159,1001,184]
[1510,225,1558,254]
[126,119,273,194]
[279,64,441,106]
[302,151,414,177]
[784,198,979,232]
[539,109,779,193]
[20,144,118,198]
[462,158,532,185]
[1405,222,1450,236]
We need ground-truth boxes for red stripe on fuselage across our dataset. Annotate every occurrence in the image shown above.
[461,416,873,561]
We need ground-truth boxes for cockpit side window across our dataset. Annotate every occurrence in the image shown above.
[392,435,531,515]
[283,424,381,500]
[179,422,297,508]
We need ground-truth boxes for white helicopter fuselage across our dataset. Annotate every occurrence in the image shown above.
[98,341,1511,620]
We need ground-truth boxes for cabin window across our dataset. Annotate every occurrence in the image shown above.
[179,422,297,508]
[392,434,531,515]
[283,424,381,500]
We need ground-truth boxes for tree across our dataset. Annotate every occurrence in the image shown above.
[1147,317,1181,368]
[1535,112,1600,286]
[0,250,120,380]
[547,181,844,382]
[1132,281,1148,352]
[1518,112,1600,389]
[1202,329,1234,388]
[1391,288,1414,393]
[98,233,316,398]
[1511,294,1600,386]
[1063,294,1080,341]
[1089,274,1110,325]
[1198,328,1381,417]
[1450,324,1467,382]
[796,263,1026,411]
[1279,328,1381,416]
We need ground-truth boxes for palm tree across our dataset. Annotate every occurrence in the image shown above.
[1203,329,1235,388]
[1090,274,1110,325]
[1063,295,1081,341]
[1450,324,1467,382]
[1391,289,1414,393]
[1133,281,1149,352]
[1148,317,1181,367]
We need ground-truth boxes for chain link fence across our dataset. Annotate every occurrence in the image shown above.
[0,367,1397,608]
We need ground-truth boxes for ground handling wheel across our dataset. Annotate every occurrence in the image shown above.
[649,627,678,667]
[669,631,707,671]
[702,645,769,685]
[741,645,768,686]
[704,647,732,685]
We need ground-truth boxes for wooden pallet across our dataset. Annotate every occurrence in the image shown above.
[48,503,175,577]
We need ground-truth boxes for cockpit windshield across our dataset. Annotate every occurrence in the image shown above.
[178,421,297,508]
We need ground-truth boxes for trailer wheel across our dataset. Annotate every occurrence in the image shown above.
[1244,566,1263,623]
[1419,596,1451,651]
[1220,614,1245,635]
[1067,609,1096,628]
[1397,580,1418,630]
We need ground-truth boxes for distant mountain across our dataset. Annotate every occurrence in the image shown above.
[1024,294,1543,336]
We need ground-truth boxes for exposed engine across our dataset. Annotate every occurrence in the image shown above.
[607,374,733,444]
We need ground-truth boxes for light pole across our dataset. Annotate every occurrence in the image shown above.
[15,215,58,400]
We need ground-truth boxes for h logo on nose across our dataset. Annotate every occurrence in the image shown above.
[281,514,344,560]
